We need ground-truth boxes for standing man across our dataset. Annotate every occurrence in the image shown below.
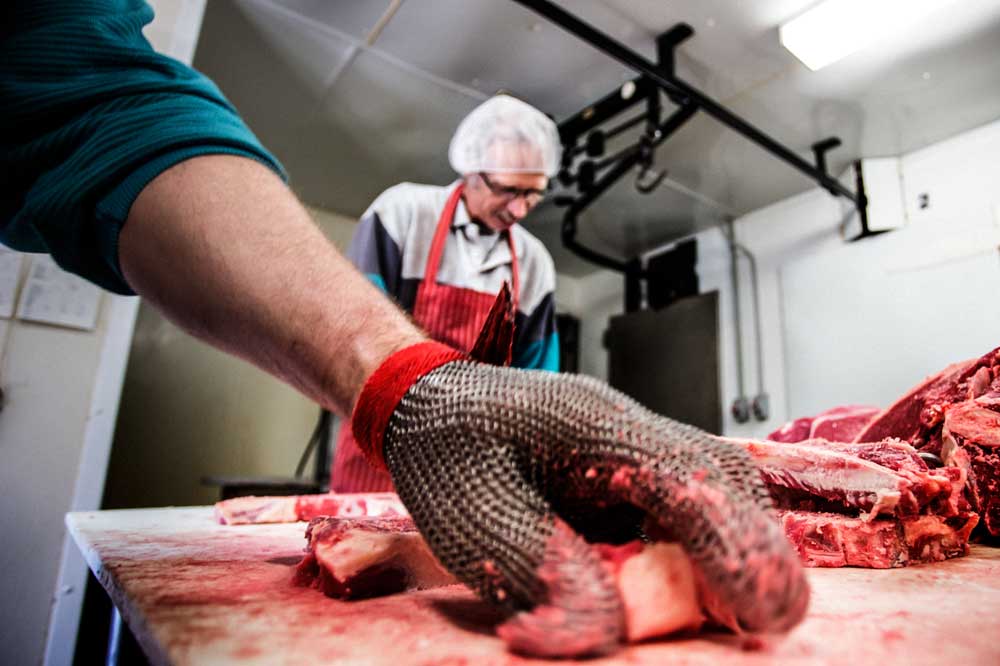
[331,95,563,492]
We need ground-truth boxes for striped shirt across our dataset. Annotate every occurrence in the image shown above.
[348,182,559,371]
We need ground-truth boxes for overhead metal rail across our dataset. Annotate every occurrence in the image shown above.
[512,0,882,272]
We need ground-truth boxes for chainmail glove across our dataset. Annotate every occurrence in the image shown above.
[351,341,809,657]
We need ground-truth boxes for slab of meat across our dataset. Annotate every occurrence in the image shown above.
[723,436,976,567]
[293,516,455,598]
[779,510,979,568]
[852,348,1000,537]
[214,492,407,525]
[812,348,1000,537]
[943,401,1000,536]
[295,516,709,644]
[726,437,967,520]
[767,347,999,537]
[853,353,993,444]
[768,405,880,443]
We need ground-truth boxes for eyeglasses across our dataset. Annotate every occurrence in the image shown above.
[478,173,546,206]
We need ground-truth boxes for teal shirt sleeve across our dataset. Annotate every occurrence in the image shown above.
[0,0,286,295]
[513,332,561,372]
[365,273,389,294]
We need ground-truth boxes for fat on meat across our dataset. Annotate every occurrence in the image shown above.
[294,515,713,644]
[769,346,1000,538]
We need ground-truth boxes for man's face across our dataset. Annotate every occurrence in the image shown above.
[464,172,548,232]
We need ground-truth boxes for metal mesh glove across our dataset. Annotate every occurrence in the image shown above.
[352,343,809,657]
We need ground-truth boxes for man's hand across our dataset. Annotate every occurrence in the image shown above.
[352,344,810,657]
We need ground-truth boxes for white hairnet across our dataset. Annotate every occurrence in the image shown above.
[448,95,562,177]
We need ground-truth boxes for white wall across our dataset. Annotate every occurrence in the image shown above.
[702,117,1000,438]
[0,287,137,666]
[561,117,1000,441]
[703,189,848,439]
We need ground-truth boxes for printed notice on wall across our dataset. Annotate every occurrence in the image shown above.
[15,256,102,331]
[0,248,25,319]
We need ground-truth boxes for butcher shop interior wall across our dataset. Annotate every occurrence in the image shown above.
[682,115,1000,440]
[506,115,1000,445]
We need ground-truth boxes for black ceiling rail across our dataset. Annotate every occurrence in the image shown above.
[513,0,881,264]
[515,0,859,202]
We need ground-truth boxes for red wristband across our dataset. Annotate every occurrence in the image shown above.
[351,341,466,470]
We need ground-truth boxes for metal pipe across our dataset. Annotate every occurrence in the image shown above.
[736,244,764,396]
[560,148,646,272]
[605,112,649,141]
[593,143,640,171]
[724,220,750,423]
[511,0,862,205]
[560,100,698,275]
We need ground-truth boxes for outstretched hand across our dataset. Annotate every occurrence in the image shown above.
[350,288,808,657]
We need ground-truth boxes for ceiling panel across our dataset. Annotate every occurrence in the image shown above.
[194,0,358,162]
[362,0,642,118]
[288,49,482,214]
[267,0,396,41]
[193,0,1000,278]
[598,0,813,101]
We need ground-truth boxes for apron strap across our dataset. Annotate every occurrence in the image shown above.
[422,182,521,312]
[505,229,520,313]
[421,183,465,289]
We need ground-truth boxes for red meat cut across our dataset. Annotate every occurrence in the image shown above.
[214,492,406,525]
[779,510,978,568]
[768,405,880,444]
[769,347,1000,537]
[294,515,710,644]
[727,437,967,520]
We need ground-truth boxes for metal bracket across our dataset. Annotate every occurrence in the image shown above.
[846,160,887,242]
[636,163,667,193]
[811,137,842,194]
[514,0,883,269]
[656,23,694,81]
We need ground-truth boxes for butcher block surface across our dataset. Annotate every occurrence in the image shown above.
[67,507,1000,666]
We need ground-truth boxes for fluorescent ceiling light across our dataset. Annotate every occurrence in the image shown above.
[779,0,954,71]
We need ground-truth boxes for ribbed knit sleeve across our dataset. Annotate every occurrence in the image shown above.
[0,0,286,294]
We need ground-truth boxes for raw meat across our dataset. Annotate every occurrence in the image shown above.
[214,492,406,525]
[851,348,1000,537]
[853,356,988,444]
[723,436,976,566]
[943,401,1000,536]
[768,405,880,443]
[293,515,454,599]
[767,347,1000,537]
[779,510,979,568]
[598,541,707,641]
[727,437,967,520]
[295,516,708,644]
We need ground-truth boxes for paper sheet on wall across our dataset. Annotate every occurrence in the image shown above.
[0,248,25,319]
[15,256,102,330]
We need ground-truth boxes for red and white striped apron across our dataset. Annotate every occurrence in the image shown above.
[330,184,519,492]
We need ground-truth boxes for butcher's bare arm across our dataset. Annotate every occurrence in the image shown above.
[118,155,426,416]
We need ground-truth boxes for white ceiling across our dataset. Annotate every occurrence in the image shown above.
[193,0,1000,276]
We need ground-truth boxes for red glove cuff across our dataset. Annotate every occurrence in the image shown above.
[351,341,466,470]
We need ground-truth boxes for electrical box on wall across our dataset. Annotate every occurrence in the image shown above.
[841,157,906,239]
